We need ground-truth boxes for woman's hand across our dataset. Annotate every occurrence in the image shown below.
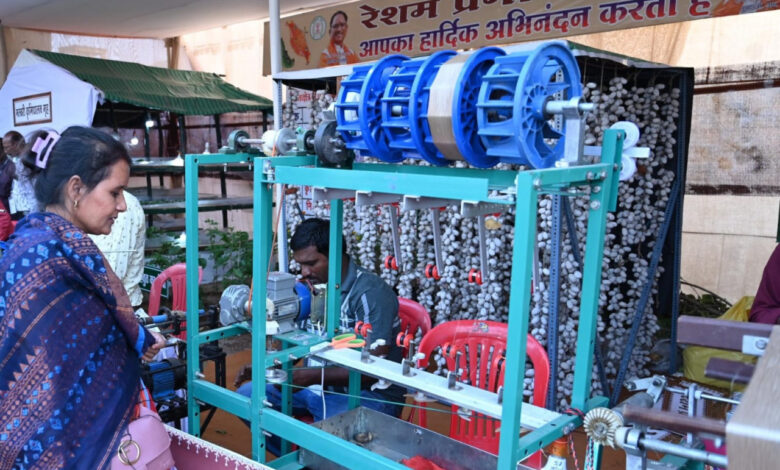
[141,330,166,362]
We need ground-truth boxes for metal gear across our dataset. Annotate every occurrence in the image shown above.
[583,407,623,448]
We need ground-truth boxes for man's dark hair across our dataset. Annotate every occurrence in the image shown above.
[330,10,348,28]
[3,131,23,146]
[291,217,347,256]
[21,126,131,207]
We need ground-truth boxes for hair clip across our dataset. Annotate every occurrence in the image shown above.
[32,131,61,169]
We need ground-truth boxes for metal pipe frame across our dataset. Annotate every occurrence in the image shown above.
[183,130,624,469]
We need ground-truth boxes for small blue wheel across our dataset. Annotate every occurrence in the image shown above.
[477,42,582,168]
[336,55,408,161]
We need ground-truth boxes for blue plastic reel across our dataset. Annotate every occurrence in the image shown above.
[380,51,455,166]
[294,281,311,325]
[444,47,505,168]
[476,42,582,169]
[336,54,408,161]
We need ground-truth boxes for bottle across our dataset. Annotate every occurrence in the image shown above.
[542,438,568,470]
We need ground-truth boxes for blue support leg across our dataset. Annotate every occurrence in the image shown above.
[251,159,274,460]
[497,171,538,469]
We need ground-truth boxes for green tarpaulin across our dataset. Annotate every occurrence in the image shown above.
[32,49,272,115]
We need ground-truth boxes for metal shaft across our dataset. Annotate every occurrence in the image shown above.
[639,437,728,468]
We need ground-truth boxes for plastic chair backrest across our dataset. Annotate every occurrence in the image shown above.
[148,263,203,316]
[397,298,432,357]
[417,320,550,456]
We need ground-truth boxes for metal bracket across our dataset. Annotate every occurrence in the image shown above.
[624,375,667,403]
[387,205,403,270]
[361,329,374,363]
[476,214,489,281]
[429,208,444,279]
[545,97,592,167]
[584,145,650,160]
[742,334,769,356]
[312,187,355,201]
[447,351,463,390]
[460,200,510,218]
[355,191,401,206]
[402,195,458,211]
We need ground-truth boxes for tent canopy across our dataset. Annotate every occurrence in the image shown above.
[31,49,273,115]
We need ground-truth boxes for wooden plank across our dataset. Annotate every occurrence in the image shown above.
[705,358,754,384]
[677,316,772,351]
[727,326,780,469]
[622,406,727,438]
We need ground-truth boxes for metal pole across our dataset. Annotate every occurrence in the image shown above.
[156,113,164,156]
[640,438,728,468]
[214,114,223,148]
[270,0,282,131]
[178,115,187,155]
[269,0,289,272]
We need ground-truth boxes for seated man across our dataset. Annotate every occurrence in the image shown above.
[236,218,403,423]
[750,244,780,324]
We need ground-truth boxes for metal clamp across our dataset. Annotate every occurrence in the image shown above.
[742,334,769,356]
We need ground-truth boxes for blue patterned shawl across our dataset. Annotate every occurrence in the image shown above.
[0,212,154,469]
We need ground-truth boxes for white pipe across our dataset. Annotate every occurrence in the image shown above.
[268,0,289,272]
[269,0,282,131]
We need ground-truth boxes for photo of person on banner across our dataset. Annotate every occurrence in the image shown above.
[319,10,359,67]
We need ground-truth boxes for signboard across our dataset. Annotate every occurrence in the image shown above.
[140,265,170,299]
[266,0,779,74]
[13,92,52,126]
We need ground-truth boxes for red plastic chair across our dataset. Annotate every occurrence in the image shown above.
[397,298,432,424]
[397,298,432,358]
[148,263,203,339]
[416,320,549,468]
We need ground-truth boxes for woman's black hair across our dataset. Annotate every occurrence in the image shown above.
[291,217,347,255]
[21,126,131,207]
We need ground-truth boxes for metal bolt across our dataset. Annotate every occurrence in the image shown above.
[592,186,602,194]
[590,201,601,210]
[600,170,607,179]
[586,171,595,181]
[756,339,768,350]
[533,178,542,189]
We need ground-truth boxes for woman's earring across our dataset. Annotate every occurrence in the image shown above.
[73,199,79,209]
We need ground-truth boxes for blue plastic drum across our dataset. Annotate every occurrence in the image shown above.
[476,42,582,168]
[336,54,408,161]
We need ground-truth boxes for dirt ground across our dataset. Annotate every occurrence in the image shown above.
[194,347,634,469]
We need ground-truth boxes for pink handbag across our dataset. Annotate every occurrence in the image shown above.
[111,407,176,470]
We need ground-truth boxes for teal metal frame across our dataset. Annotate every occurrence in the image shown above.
[183,130,625,469]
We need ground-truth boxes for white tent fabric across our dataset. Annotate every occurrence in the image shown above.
[0,49,103,136]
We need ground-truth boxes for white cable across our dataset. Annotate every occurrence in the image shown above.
[321,366,326,420]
